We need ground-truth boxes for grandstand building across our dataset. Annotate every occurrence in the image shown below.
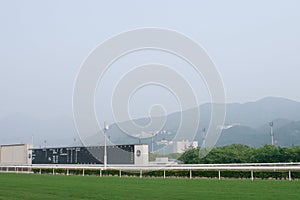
[32,144,148,165]
[1,144,149,166]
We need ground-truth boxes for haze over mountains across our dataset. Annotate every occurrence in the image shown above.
[107,97,300,148]
[215,97,300,147]
[1,97,300,147]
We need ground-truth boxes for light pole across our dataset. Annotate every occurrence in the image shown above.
[151,135,154,154]
[151,131,158,154]
[103,121,109,169]
[269,122,274,145]
[202,128,206,149]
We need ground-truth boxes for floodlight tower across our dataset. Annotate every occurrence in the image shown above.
[202,128,207,148]
[151,132,156,154]
[103,121,109,169]
[269,121,274,145]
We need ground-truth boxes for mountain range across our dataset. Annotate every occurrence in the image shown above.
[107,97,300,148]
[1,97,300,148]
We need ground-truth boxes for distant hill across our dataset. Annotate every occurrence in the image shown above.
[215,121,300,147]
[1,96,300,147]
[256,118,293,134]
[224,97,300,127]
[216,125,267,147]
[275,121,300,146]
[106,97,300,147]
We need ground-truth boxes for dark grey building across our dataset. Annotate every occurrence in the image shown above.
[32,144,148,165]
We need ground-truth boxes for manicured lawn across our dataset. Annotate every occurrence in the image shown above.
[0,173,299,199]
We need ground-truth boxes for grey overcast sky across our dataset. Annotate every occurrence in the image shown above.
[0,0,300,122]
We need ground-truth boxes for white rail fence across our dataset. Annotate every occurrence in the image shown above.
[1,163,300,181]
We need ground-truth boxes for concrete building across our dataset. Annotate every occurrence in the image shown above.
[0,143,149,166]
[32,144,149,165]
[134,144,149,165]
[172,140,198,154]
[0,144,32,165]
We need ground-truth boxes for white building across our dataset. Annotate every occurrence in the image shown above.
[0,144,32,165]
[134,144,149,165]
[172,140,198,154]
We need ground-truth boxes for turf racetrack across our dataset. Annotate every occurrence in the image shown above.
[0,173,299,199]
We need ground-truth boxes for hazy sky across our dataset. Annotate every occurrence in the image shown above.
[1,0,300,122]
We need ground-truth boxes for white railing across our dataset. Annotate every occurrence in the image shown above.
[1,163,300,170]
[1,163,300,180]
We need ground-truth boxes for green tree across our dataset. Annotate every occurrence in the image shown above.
[179,144,300,164]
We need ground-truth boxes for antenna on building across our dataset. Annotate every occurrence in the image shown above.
[202,128,207,148]
[269,121,275,145]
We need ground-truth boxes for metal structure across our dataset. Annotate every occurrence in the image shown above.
[1,162,300,181]
[269,121,275,145]
[202,128,207,148]
[103,121,109,169]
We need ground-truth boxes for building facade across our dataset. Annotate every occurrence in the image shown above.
[0,144,32,165]
[32,144,148,165]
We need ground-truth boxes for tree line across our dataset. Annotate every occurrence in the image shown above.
[179,144,300,164]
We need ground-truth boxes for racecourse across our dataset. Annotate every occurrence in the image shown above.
[0,173,299,199]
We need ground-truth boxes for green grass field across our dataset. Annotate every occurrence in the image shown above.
[0,173,299,200]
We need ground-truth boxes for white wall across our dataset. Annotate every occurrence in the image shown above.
[0,144,32,165]
[134,144,149,165]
